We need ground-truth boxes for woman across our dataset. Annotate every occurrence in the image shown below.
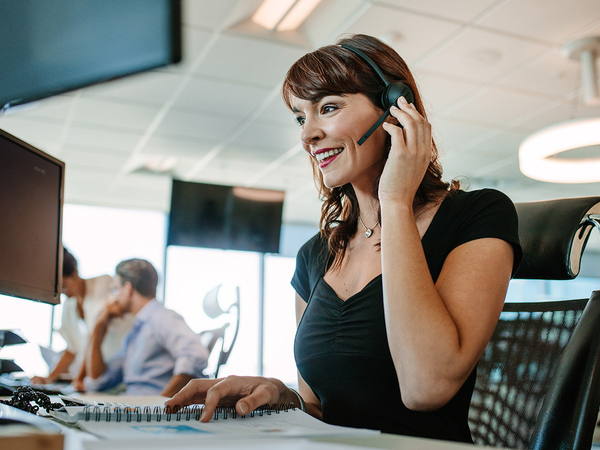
[166,34,522,443]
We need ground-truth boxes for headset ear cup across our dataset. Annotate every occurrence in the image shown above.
[382,82,415,109]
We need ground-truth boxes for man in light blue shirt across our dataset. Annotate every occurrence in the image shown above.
[86,258,209,396]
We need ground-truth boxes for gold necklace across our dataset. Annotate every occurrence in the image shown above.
[358,215,379,238]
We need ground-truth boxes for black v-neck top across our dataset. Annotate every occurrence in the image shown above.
[291,189,522,442]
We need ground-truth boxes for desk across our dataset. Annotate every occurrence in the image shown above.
[0,395,499,450]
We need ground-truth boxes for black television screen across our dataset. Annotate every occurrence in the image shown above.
[0,129,65,305]
[0,0,181,111]
[167,180,285,254]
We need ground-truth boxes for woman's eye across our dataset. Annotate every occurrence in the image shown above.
[294,116,305,126]
[322,105,337,114]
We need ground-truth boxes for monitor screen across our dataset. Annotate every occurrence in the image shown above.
[0,0,181,111]
[167,180,285,254]
[0,128,65,304]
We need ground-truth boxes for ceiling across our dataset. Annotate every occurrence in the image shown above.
[1,0,599,227]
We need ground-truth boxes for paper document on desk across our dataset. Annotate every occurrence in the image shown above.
[52,406,377,441]
[84,437,370,450]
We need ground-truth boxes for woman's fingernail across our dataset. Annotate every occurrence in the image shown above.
[239,402,248,415]
[200,411,206,421]
[400,96,407,104]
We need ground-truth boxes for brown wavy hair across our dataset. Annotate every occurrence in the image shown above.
[282,34,458,269]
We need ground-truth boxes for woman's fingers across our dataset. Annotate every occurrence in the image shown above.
[164,378,218,409]
[199,376,281,422]
[387,98,432,163]
[165,376,285,423]
[234,382,280,415]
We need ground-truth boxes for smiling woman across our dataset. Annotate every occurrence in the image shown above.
[165,34,522,444]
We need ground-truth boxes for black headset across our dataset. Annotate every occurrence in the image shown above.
[341,44,414,145]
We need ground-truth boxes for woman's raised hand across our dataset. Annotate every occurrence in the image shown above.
[164,375,288,422]
[380,96,433,205]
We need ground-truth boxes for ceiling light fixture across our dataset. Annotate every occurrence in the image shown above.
[563,36,600,106]
[519,117,600,183]
[252,0,322,31]
[519,36,600,183]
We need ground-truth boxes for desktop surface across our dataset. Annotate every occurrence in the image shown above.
[0,393,498,450]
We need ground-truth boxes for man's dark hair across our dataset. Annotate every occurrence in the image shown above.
[63,248,78,277]
[115,258,158,299]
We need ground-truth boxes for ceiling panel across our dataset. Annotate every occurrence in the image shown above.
[72,98,161,132]
[230,119,299,152]
[378,0,500,23]
[466,130,531,158]
[478,0,600,43]
[61,147,128,171]
[418,27,548,83]
[64,126,143,154]
[433,118,497,153]
[143,134,217,158]
[497,49,581,99]
[194,34,307,87]
[172,76,272,117]
[156,110,242,141]
[444,87,552,128]
[0,116,64,154]
[413,70,484,113]
[256,94,296,126]
[83,71,185,106]
[183,0,240,30]
[345,4,463,64]
[192,159,266,186]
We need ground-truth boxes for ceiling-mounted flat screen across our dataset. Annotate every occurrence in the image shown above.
[167,180,285,254]
[0,0,181,111]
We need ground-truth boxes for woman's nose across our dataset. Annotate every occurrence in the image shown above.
[301,118,325,145]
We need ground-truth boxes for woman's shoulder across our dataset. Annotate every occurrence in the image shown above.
[448,187,513,205]
[86,274,114,298]
[443,188,516,216]
[297,232,327,259]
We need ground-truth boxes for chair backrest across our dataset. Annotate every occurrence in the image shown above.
[469,196,600,449]
[513,197,600,280]
[530,290,600,450]
[469,299,588,448]
[201,284,241,378]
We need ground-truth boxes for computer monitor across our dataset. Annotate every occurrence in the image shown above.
[0,128,65,305]
[167,180,285,254]
[0,0,181,111]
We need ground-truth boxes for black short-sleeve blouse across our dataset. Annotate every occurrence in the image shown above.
[291,189,522,443]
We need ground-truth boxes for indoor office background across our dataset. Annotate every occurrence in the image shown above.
[1,0,600,384]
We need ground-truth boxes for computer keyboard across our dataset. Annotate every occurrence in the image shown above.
[0,374,74,396]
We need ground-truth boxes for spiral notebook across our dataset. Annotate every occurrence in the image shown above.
[50,403,378,441]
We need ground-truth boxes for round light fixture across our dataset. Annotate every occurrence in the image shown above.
[518,117,600,183]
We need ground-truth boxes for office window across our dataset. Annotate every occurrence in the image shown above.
[164,246,261,376]
[263,254,298,385]
[0,203,167,377]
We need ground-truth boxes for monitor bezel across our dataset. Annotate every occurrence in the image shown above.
[0,128,64,305]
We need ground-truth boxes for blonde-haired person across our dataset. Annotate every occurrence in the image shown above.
[167,34,522,443]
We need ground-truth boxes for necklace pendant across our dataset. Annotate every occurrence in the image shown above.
[365,228,373,238]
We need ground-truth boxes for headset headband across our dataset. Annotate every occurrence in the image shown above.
[341,43,414,145]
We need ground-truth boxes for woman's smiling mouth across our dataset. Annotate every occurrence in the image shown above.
[313,147,343,166]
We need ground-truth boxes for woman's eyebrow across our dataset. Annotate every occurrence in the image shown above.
[292,106,302,113]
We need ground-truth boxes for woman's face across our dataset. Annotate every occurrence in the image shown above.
[291,93,389,190]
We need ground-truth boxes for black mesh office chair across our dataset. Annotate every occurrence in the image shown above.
[468,196,600,450]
